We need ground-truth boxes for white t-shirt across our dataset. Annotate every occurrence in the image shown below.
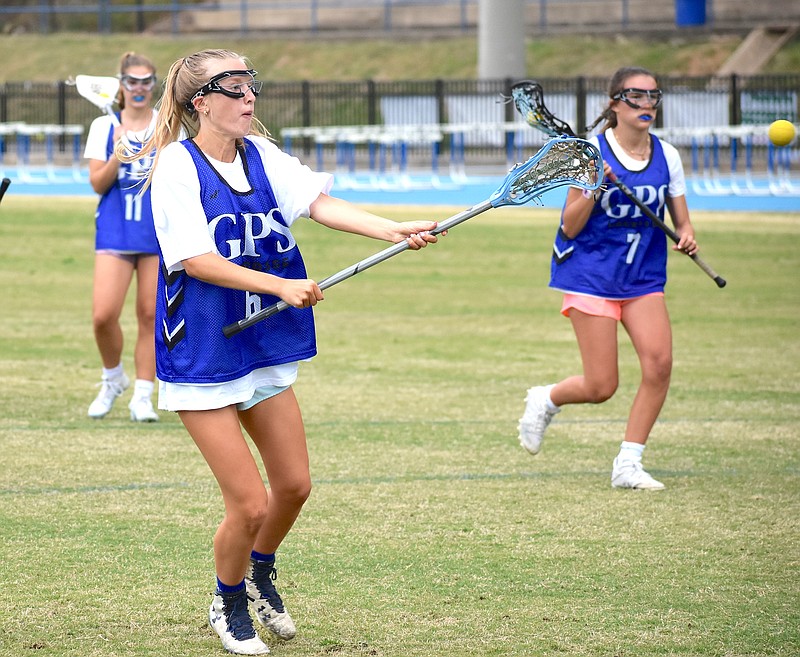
[83,111,158,162]
[601,130,686,197]
[151,135,333,411]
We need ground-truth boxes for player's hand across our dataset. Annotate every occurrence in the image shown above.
[393,221,443,249]
[112,124,127,145]
[278,278,324,308]
[601,161,614,183]
[674,234,699,255]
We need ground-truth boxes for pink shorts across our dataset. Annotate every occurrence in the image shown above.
[561,292,664,320]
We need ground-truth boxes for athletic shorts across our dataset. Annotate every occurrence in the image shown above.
[561,292,664,320]
[237,384,290,411]
[96,249,155,266]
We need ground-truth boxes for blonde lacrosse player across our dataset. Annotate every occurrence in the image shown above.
[84,52,160,422]
[122,49,439,655]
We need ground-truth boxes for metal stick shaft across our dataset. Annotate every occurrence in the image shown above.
[609,175,726,288]
[222,200,493,337]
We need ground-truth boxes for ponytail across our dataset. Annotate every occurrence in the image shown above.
[117,49,271,191]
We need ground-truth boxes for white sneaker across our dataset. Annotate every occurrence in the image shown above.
[246,559,296,641]
[87,373,130,419]
[517,384,560,455]
[209,590,270,655]
[129,397,159,422]
[611,458,665,490]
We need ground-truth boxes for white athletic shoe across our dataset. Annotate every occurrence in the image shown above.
[246,559,296,641]
[517,384,560,455]
[87,373,130,419]
[611,458,665,490]
[209,590,270,655]
[128,397,159,422]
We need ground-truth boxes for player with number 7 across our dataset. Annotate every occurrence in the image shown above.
[517,66,702,491]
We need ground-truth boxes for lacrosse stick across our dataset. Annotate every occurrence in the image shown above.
[223,135,603,337]
[67,75,133,152]
[0,178,10,206]
[508,80,726,288]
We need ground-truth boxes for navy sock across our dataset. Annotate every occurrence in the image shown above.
[216,578,245,594]
[251,550,275,563]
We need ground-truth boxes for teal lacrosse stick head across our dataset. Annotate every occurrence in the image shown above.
[489,136,603,208]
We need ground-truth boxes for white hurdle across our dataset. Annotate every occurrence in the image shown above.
[0,122,26,180]
[2,122,85,183]
[653,124,799,197]
[281,122,799,197]
[281,122,549,189]
[283,124,445,190]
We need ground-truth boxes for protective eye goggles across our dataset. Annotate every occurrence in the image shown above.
[120,74,157,92]
[187,69,262,112]
[612,87,663,110]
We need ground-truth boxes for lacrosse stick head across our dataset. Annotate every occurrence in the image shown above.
[74,75,120,112]
[489,136,603,208]
[510,80,577,138]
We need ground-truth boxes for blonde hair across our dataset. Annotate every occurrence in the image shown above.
[116,51,156,110]
[118,49,270,187]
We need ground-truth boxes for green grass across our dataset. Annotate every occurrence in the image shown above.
[2,32,792,83]
[0,196,798,656]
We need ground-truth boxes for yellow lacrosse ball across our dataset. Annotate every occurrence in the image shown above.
[768,119,796,147]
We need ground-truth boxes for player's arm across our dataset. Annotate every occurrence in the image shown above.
[560,160,610,239]
[88,156,122,195]
[181,252,324,309]
[560,187,596,239]
[665,195,698,254]
[308,193,438,249]
[85,118,125,195]
[663,143,698,253]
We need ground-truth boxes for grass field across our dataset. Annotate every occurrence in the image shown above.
[3,32,800,84]
[0,195,798,656]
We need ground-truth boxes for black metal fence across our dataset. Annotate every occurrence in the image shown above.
[3,74,798,134]
[1,73,798,176]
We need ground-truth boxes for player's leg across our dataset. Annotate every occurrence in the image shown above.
[88,252,134,418]
[240,388,311,552]
[621,294,672,442]
[518,302,619,455]
[611,294,672,489]
[128,254,159,422]
[238,387,310,640]
[180,405,270,654]
[92,253,134,366]
[552,309,620,406]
